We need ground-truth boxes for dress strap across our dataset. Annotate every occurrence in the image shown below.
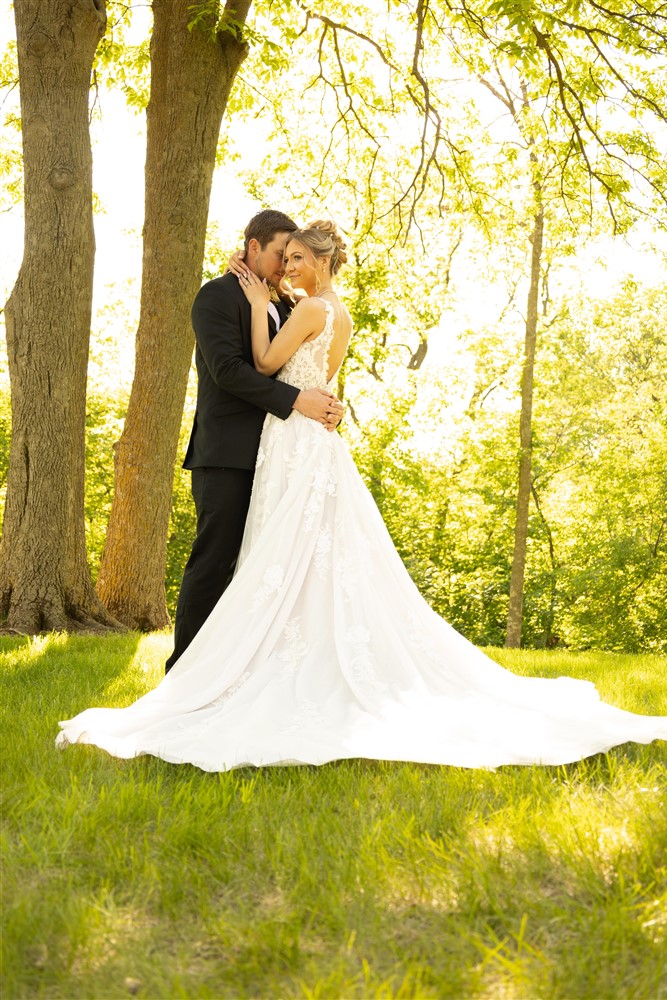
[319,299,336,381]
[320,297,335,329]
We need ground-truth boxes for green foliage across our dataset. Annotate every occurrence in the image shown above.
[2,634,666,999]
[445,2,667,228]
[0,39,22,210]
[94,3,151,111]
[543,281,667,652]
[84,393,127,581]
[188,0,286,72]
[348,402,518,647]
[4,0,667,653]
[344,271,667,654]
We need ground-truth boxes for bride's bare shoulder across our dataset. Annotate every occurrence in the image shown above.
[291,296,328,327]
[292,296,326,315]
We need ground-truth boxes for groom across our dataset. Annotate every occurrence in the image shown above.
[165,209,343,673]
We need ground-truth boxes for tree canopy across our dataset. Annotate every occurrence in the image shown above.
[1,0,666,649]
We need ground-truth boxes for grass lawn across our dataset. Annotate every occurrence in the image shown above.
[1,633,666,999]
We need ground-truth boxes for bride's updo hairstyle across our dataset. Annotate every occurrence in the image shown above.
[290,219,348,276]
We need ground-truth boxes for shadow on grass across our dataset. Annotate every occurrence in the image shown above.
[0,630,143,674]
[1,632,145,790]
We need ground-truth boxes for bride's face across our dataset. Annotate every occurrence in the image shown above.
[283,240,318,295]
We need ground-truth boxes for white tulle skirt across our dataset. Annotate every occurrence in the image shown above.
[57,410,667,771]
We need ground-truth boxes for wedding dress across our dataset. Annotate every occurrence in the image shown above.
[57,303,666,770]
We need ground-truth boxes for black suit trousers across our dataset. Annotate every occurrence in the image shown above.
[165,466,254,673]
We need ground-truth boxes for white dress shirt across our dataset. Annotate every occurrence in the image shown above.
[267,301,281,332]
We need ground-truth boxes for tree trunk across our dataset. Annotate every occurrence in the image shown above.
[0,0,118,633]
[96,0,251,629]
[505,206,544,648]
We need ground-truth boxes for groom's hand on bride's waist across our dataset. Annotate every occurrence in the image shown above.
[293,389,344,431]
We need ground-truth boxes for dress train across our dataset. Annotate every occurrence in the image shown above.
[57,303,667,769]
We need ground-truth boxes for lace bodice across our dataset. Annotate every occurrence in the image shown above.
[277,299,338,390]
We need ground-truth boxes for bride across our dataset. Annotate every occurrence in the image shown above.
[57,220,666,770]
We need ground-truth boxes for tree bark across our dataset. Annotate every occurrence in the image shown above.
[505,205,544,648]
[96,0,251,629]
[1,0,117,633]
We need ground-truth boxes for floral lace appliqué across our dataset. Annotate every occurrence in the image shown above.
[250,564,285,612]
[277,301,336,391]
[209,670,251,708]
[314,525,333,578]
[284,431,312,482]
[279,699,324,736]
[408,614,436,659]
[346,625,387,695]
[278,617,311,678]
[303,463,330,532]
[337,526,359,602]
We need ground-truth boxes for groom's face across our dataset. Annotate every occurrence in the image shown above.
[252,232,291,289]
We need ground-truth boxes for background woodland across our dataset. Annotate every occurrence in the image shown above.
[1,0,666,653]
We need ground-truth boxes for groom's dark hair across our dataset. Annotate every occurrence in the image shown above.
[244,209,297,251]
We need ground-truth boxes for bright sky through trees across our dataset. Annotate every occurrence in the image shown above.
[2,1,666,649]
[1,0,665,397]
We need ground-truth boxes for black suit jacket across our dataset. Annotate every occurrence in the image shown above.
[183,273,299,471]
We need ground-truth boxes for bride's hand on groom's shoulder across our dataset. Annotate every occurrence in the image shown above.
[226,249,249,280]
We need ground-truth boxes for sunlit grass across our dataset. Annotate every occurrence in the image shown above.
[1,635,666,998]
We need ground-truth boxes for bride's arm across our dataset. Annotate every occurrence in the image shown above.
[240,273,323,375]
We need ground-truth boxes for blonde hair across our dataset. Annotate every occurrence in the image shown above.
[288,219,348,276]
